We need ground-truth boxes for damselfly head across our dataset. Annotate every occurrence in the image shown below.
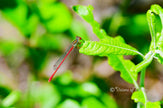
[76,36,82,40]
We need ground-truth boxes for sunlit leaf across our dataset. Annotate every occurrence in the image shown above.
[73,5,109,39]
[131,90,146,104]
[131,89,161,108]
[108,55,137,84]
[79,39,139,56]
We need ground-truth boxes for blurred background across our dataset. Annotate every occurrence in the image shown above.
[0,0,163,108]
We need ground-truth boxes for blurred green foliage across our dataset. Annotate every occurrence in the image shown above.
[0,0,162,108]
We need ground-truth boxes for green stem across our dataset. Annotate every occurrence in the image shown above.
[137,68,147,108]
[137,102,140,108]
[138,69,148,108]
[133,80,139,90]
[137,52,144,58]
[140,68,146,87]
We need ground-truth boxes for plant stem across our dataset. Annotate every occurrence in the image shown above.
[140,68,146,87]
[138,68,147,108]
[137,51,145,58]
[137,102,140,108]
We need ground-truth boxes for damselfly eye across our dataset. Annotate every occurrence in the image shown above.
[79,37,82,40]
[76,36,82,40]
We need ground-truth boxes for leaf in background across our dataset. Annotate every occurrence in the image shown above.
[57,99,80,108]
[108,55,137,85]
[0,41,19,56]
[36,34,62,51]
[0,40,28,68]
[38,2,72,33]
[131,89,161,108]
[2,1,38,37]
[146,102,161,108]
[77,82,101,97]
[69,20,90,40]
[101,94,118,108]
[1,91,20,107]
[0,0,17,10]
[73,5,110,39]
[57,71,73,85]
[0,86,11,99]
[29,83,61,108]
[82,97,106,108]
[79,39,139,56]
[28,48,47,71]
[123,14,149,37]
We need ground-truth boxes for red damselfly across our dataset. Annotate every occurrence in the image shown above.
[48,36,82,82]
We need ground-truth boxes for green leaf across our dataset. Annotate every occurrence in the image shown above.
[131,89,161,108]
[147,10,157,50]
[28,48,47,71]
[150,4,163,33]
[73,5,94,24]
[146,102,161,108]
[0,41,20,56]
[57,99,80,108]
[77,82,101,97]
[57,71,73,85]
[2,1,38,37]
[2,91,21,107]
[82,97,106,108]
[73,5,140,87]
[73,5,109,39]
[147,4,163,64]
[154,22,163,64]
[101,94,118,108]
[108,55,137,85]
[0,86,11,99]
[38,2,72,33]
[30,83,61,108]
[79,39,139,56]
[131,89,146,104]
[36,34,63,51]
